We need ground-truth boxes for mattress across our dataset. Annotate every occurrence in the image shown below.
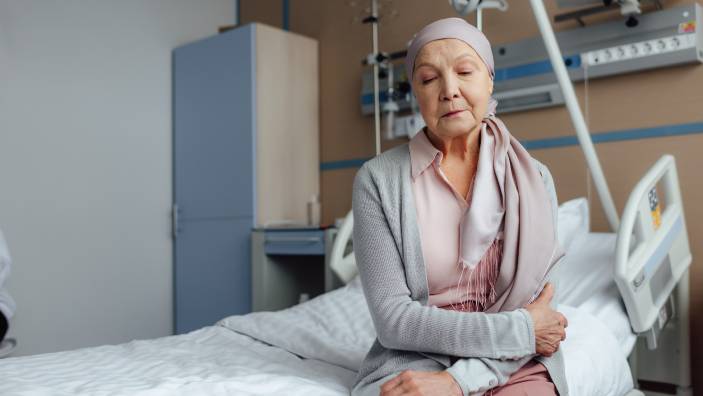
[0,232,636,396]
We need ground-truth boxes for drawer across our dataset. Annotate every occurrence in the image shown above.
[264,230,325,255]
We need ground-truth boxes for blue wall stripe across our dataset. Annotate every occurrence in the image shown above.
[320,121,703,171]
[523,121,703,150]
[282,0,290,31]
[494,54,581,82]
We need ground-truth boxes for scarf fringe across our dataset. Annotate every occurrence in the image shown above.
[450,238,502,312]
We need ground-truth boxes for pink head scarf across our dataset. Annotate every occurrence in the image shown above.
[406,17,499,116]
[406,18,564,312]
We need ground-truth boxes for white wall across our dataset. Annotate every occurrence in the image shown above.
[0,0,234,356]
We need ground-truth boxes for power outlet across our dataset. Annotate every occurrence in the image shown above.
[583,33,696,66]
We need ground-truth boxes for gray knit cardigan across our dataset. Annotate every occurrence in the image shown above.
[351,143,568,396]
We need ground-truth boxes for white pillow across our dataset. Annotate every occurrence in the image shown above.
[556,232,637,356]
[557,198,590,251]
[559,305,634,396]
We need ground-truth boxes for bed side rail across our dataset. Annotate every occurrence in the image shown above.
[615,154,692,348]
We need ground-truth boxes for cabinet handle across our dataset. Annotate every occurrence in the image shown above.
[172,204,179,239]
[265,236,321,244]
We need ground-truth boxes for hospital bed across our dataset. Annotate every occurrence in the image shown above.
[0,154,690,396]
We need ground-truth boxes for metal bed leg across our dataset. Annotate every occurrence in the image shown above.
[675,270,692,396]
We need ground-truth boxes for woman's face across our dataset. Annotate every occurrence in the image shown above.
[411,39,493,139]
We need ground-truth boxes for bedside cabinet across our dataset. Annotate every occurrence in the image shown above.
[251,228,342,312]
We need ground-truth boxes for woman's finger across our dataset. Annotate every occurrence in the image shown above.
[380,373,404,394]
[384,380,415,396]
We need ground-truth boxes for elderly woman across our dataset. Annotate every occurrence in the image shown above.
[351,18,569,396]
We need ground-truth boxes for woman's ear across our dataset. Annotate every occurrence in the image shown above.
[488,79,494,95]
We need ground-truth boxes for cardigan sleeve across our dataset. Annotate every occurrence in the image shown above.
[352,164,535,360]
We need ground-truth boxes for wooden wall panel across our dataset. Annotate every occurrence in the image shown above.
[321,167,359,225]
[239,0,283,29]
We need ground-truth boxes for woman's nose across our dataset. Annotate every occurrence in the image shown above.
[440,75,460,101]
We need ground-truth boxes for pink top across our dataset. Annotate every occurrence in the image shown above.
[409,130,502,311]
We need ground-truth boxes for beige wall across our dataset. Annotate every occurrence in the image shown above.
[241,0,703,392]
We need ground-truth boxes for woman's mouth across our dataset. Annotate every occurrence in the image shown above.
[442,110,465,118]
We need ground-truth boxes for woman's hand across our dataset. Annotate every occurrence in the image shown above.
[380,370,462,396]
[525,283,568,357]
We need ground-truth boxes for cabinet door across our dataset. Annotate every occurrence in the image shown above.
[174,217,251,334]
[173,25,255,334]
[173,25,255,220]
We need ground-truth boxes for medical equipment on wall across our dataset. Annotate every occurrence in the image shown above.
[493,3,702,114]
[360,3,702,117]
[449,0,508,31]
[555,1,659,29]
[555,0,647,26]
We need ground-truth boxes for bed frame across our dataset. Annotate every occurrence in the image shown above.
[616,155,692,396]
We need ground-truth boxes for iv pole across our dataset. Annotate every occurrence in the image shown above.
[370,0,381,156]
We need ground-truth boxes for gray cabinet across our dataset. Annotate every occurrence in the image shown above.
[251,228,340,312]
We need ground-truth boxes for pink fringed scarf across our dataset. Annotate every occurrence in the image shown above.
[454,110,564,313]
[407,18,564,312]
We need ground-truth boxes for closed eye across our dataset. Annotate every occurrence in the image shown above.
[421,77,436,85]
[459,71,473,76]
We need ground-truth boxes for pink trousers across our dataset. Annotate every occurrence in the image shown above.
[487,360,557,396]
